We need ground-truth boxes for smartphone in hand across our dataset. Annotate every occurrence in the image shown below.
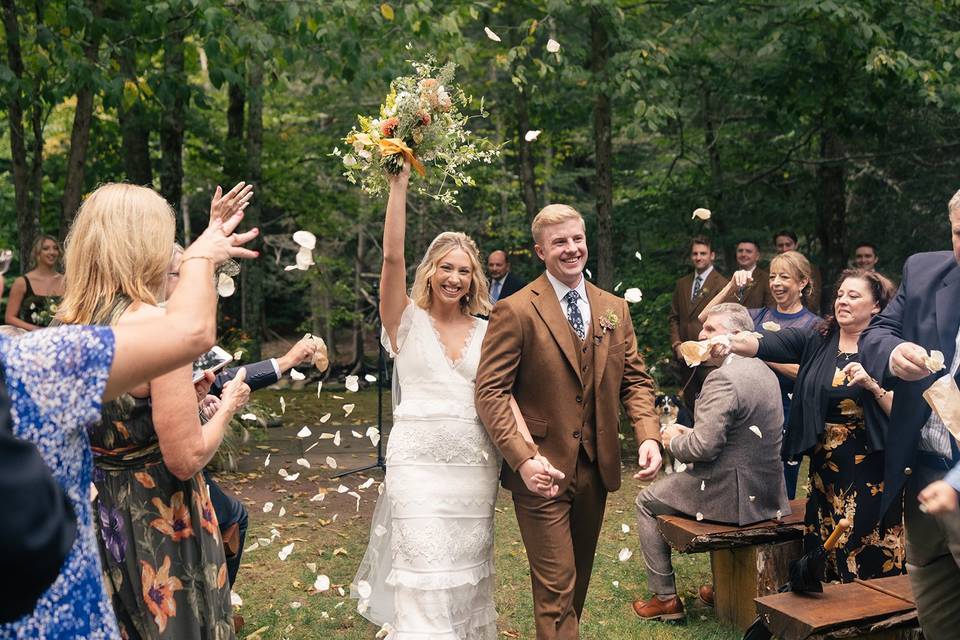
[192,345,233,383]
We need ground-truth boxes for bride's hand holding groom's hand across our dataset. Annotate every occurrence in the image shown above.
[633,439,663,481]
[520,455,565,498]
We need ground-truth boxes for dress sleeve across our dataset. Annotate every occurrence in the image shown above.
[380,301,415,358]
[1,325,116,430]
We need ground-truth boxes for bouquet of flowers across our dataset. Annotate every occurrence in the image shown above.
[336,56,499,210]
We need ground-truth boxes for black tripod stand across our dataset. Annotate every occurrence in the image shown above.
[332,290,387,479]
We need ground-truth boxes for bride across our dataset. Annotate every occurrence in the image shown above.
[352,164,558,638]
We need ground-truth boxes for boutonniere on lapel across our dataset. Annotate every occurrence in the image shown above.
[597,309,620,341]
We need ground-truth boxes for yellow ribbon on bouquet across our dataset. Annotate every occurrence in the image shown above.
[379,138,426,176]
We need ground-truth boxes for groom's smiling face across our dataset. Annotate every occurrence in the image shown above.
[536,219,588,287]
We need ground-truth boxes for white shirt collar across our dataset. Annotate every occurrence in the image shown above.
[695,265,714,281]
[545,270,587,303]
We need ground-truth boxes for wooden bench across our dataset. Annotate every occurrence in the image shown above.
[753,574,920,639]
[656,498,806,630]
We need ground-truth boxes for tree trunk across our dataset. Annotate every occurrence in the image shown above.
[241,57,264,360]
[224,81,246,183]
[159,19,185,228]
[515,86,538,219]
[702,86,730,266]
[1,0,39,263]
[815,129,847,285]
[27,0,45,229]
[118,45,152,185]
[590,7,614,290]
[60,1,103,237]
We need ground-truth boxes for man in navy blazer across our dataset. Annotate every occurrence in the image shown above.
[487,250,525,304]
[860,189,960,639]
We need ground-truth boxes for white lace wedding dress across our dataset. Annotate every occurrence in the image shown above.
[352,302,500,639]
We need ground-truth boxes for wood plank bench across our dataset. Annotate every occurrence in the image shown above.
[753,574,920,639]
[656,498,807,630]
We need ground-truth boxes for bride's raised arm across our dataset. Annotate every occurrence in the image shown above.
[380,163,413,348]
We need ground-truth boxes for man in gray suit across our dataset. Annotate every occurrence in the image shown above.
[632,302,791,622]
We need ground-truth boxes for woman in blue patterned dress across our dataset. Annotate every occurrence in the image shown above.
[0,184,259,639]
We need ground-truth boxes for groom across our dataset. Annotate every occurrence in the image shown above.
[476,204,661,638]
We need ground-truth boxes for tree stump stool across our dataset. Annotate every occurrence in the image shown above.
[656,498,806,630]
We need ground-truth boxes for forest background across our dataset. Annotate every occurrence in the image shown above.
[2,0,960,385]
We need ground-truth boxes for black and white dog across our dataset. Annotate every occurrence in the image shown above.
[654,393,694,474]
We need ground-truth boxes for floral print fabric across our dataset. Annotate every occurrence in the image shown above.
[803,352,906,582]
[90,392,234,640]
[0,325,119,639]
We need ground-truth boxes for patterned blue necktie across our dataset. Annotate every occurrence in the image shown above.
[565,290,585,340]
[692,274,703,301]
[490,279,502,303]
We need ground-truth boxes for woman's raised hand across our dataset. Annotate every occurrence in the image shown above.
[210,182,254,223]
[387,161,411,189]
[732,270,754,288]
[183,184,259,266]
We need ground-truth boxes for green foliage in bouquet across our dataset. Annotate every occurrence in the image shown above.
[336,56,500,211]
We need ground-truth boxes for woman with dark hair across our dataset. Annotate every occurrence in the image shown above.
[4,234,65,330]
[714,269,904,581]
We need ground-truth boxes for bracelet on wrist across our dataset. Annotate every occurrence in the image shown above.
[179,255,216,268]
[874,387,888,400]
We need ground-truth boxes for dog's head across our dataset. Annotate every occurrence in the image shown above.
[655,394,680,421]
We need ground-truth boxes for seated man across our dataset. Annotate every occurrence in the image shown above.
[632,302,791,622]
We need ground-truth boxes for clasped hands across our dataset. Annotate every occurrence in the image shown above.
[519,455,565,498]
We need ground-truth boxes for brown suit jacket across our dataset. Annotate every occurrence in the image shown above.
[475,274,659,494]
[668,269,729,348]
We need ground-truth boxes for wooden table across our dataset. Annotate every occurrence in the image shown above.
[754,574,919,639]
[656,498,806,630]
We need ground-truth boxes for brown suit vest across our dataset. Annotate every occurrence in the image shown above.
[568,321,597,461]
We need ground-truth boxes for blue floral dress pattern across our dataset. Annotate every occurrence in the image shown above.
[0,326,119,639]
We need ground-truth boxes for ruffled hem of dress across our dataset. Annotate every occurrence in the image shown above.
[387,612,498,640]
[385,560,495,592]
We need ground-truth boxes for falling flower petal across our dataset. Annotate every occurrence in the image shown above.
[297,426,312,438]
[280,396,286,414]
[290,368,305,381]
[762,321,781,332]
[700,480,706,491]
[326,456,338,469]
[612,581,620,589]
[314,574,330,592]
[749,495,756,502]
[241,413,257,422]
[262,502,274,513]
[749,425,763,438]
[546,38,560,53]
[278,468,288,477]
[320,413,332,423]
[364,374,377,383]
[585,268,592,279]
[334,431,341,447]
[624,288,642,304]
[305,441,320,453]
[356,580,373,599]
[618,548,633,562]
[278,507,286,517]
[692,207,711,221]
[295,247,314,270]
[776,510,783,519]
[284,473,300,482]
[337,484,349,494]
[345,375,360,392]
[524,130,541,142]
[484,26,501,42]
[296,458,310,468]
[217,273,235,297]
[696,512,704,521]
[293,230,317,250]
[614,281,622,292]
[319,433,335,440]
[621,523,630,534]
[359,478,375,490]
[264,454,271,467]
[352,430,363,438]
[635,251,642,261]
[231,591,243,607]
[343,403,356,417]
[310,493,325,502]
[278,543,295,561]
[317,381,323,398]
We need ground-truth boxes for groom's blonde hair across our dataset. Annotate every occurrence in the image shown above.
[531,204,585,244]
[411,231,492,317]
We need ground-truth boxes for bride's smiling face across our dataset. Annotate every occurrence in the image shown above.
[430,248,473,307]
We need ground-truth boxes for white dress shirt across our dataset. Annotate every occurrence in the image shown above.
[545,270,591,327]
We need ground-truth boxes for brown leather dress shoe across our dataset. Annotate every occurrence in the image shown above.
[632,594,685,621]
[698,584,715,607]
[233,613,245,634]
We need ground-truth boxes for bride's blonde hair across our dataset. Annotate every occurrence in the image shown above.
[58,183,175,324]
[410,232,492,316]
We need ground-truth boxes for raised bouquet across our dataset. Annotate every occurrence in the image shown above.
[336,57,499,210]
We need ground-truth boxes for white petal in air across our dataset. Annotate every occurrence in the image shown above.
[295,247,314,271]
[284,473,300,482]
[546,38,560,53]
[241,413,257,422]
[635,251,642,261]
[691,207,712,220]
[278,506,285,517]
[326,456,338,469]
[364,374,377,383]
[624,288,643,304]
[618,548,633,562]
[749,425,763,438]
[264,453,271,467]
[614,281,622,292]
[280,396,286,414]
[696,512,704,521]
[343,403,356,417]
[524,130,542,142]
[345,375,359,392]
[289,368,305,381]
[293,230,317,250]
[320,413,332,423]
[484,26,501,42]
[217,273,235,297]
[297,426,312,438]
[296,458,310,468]
[333,431,341,447]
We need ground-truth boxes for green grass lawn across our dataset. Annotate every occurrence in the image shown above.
[220,386,744,639]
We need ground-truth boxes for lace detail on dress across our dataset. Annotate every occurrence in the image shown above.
[387,421,498,466]
[426,313,480,370]
[392,519,493,567]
